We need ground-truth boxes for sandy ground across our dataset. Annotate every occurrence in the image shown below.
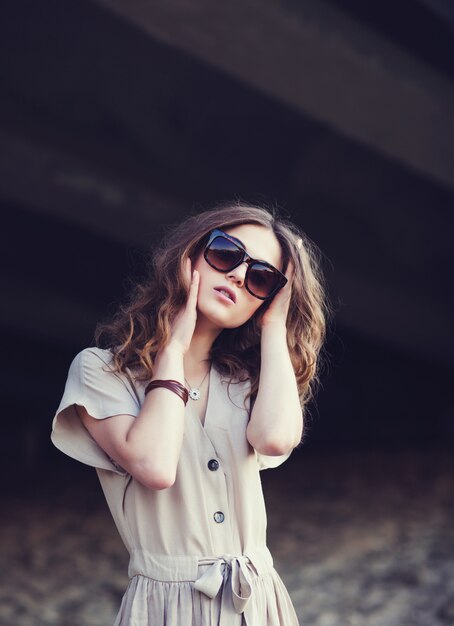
[1,448,453,626]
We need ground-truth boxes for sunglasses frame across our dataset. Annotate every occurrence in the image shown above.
[203,229,288,300]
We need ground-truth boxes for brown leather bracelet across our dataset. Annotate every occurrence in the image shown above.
[144,379,189,406]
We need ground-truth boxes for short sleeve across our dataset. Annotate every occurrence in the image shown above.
[51,347,141,474]
[255,450,293,471]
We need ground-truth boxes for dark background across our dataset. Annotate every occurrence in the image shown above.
[1,2,454,625]
[2,0,453,479]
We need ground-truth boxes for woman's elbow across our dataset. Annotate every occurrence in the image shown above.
[137,470,176,491]
[247,430,299,457]
[256,440,294,456]
[141,473,176,490]
[128,458,177,490]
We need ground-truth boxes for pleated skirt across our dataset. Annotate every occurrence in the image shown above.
[113,564,299,626]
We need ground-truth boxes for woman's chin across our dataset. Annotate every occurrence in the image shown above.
[196,304,248,331]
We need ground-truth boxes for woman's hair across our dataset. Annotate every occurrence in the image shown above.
[95,201,331,413]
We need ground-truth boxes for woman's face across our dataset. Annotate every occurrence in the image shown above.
[192,223,283,331]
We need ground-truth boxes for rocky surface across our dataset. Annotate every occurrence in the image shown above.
[1,448,453,626]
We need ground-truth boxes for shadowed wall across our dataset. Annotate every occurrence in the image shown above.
[1,1,453,624]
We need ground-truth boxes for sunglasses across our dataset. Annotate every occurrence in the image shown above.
[203,229,287,300]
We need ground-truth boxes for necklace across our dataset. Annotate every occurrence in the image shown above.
[184,368,210,401]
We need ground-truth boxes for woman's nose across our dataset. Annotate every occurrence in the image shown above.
[227,262,247,286]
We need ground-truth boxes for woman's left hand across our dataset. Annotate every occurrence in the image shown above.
[260,261,294,329]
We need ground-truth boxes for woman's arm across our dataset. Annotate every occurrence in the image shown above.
[246,322,303,456]
[78,262,199,490]
[78,343,186,490]
[246,261,303,455]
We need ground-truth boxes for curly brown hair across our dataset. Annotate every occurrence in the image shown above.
[95,202,331,411]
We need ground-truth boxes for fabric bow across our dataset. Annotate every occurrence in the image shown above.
[193,554,253,614]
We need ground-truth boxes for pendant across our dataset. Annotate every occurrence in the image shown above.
[189,388,201,401]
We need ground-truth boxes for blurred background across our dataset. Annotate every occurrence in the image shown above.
[1,1,454,625]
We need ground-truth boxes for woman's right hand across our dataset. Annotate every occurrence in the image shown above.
[166,258,200,355]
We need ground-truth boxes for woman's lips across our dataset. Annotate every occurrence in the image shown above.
[213,287,236,303]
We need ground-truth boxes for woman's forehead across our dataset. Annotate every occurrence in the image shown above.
[224,224,282,267]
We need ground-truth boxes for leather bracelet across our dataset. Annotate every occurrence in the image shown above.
[144,379,189,406]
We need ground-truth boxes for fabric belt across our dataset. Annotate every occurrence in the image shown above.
[128,547,274,623]
[194,554,252,614]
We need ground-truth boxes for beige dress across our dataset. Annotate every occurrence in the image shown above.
[51,347,299,626]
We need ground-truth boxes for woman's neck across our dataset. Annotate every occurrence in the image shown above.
[183,326,220,378]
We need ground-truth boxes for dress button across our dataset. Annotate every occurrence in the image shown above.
[208,459,219,471]
[213,511,225,523]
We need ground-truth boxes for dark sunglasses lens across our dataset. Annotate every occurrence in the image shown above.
[247,264,280,298]
[206,237,243,271]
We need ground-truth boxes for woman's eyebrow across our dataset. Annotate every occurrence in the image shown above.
[227,232,272,264]
[231,235,261,259]
[227,233,245,248]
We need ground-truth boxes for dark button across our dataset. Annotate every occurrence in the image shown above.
[208,459,219,471]
[213,511,225,523]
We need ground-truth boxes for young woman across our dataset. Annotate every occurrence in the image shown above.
[51,202,329,626]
